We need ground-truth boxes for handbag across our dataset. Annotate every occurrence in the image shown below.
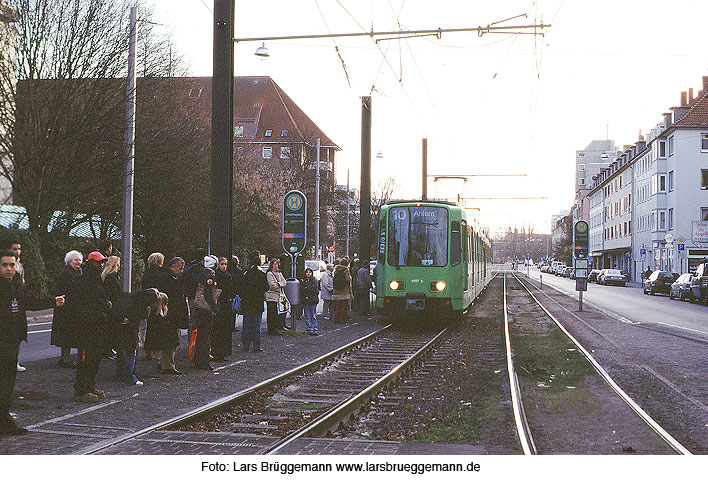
[277,289,290,315]
[232,294,242,315]
[194,282,222,311]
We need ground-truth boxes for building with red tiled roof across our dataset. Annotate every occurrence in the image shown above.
[181,76,341,254]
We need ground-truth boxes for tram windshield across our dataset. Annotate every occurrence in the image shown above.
[387,206,448,267]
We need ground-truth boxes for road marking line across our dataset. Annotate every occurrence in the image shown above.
[28,329,52,334]
[214,359,247,371]
[28,321,52,327]
[27,398,129,430]
[653,321,708,337]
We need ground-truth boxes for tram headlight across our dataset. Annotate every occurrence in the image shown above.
[389,280,404,291]
[431,281,447,292]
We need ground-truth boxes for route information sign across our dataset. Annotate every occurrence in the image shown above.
[574,220,589,259]
[282,190,307,256]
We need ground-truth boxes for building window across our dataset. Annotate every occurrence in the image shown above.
[668,136,674,156]
[280,146,291,159]
[281,129,288,137]
[702,133,708,151]
[578,178,585,186]
[236,146,244,157]
[262,146,272,159]
[659,174,666,192]
[628,221,631,234]
[264,129,272,137]
[659,211,666,231]
[668,171,674,191]
[578,164,586,172]
[578,152,585,157]
[658,140,666,158]
[702,169,708,190]
[702,207,708,221]
[668,208,673,230]
[234,126,244,137]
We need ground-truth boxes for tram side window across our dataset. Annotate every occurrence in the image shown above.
[451,221,461,266]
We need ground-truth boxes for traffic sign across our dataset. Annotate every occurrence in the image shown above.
[573,220,589,259]
[678,236,686,244]
[282,190,307,256]
[640,248,646,255]
[665,233,674,243]
[678,243,685,251]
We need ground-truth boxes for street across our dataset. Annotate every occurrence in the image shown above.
[523,266,708,338]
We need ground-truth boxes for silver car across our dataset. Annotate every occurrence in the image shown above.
[670,273,694,301]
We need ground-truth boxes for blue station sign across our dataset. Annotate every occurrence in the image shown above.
[282,190,307,256]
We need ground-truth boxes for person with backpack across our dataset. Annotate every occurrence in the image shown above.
[331,258,351,324]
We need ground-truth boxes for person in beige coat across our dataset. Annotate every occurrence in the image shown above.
[265,258,287,335]
[331,259,352,324]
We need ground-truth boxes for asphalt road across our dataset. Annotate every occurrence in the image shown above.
[523,265,708,338]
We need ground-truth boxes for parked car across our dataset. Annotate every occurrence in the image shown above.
[598,269,626,286]
[588,269,601,282]
[562,267,574,278]
[689,261,708,305]
[554,265,566,276]
[643,270,675,295]
[670,273,694,301]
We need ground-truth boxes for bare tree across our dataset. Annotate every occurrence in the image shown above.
[0,0,186,238]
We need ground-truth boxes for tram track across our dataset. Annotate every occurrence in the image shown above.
[82,324,452,455]
[504,271,690,455]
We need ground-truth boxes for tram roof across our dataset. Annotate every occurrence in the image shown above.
[384,199,460,207]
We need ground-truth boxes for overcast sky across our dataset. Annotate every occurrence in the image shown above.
[151,0,708,234]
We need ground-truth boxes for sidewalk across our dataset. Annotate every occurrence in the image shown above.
[1,310,384,455]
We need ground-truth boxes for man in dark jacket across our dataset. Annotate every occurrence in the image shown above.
[357,260,372,316]
[192,255,218,370]
[237,251,269,352]
[0,250,28,435]
[71,251,111,403]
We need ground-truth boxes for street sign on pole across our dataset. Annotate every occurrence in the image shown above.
[573,220,589,259]
[282,190,307,277]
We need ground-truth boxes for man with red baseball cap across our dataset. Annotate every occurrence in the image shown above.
[71,251,111,403]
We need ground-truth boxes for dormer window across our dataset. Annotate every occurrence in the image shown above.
[265,129,272,137]
[281,129,288,137]
[234,126,244,137]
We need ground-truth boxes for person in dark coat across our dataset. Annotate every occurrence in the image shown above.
[0,250,28,435]
[237,251,269,352]
[141,252,165,360]
[357,260,372,316]
[211,257,233,361]
[193,255,218,370]
[114,288,167,385]
[51,250,83,368]
[69,251,111,403]
[154,257,187,375]
[300,268,319,335]
[101,256,122,363]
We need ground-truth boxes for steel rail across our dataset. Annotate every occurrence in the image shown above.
[80,325,393,455]
[264,325,452,454]
[511,272,692,455]
[502,273,536,455]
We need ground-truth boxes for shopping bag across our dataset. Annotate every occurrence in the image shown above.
[194,283,222,311]
[232,294,242,315]
[188,329,197,362]
[277,290,290,315]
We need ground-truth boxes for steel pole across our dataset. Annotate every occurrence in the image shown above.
[422,138,428,200]
[211,0,234,259]
[360,97,372,262]
[121,6,137,293]
[346,170,350,257]
[314,138,321,260]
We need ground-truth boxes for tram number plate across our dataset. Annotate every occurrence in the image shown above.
[406,298,426,311]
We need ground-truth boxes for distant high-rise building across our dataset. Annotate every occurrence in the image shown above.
[576,140,617,193]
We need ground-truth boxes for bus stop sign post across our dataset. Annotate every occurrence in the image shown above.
[282,190,307,331]
[574,220,589,311]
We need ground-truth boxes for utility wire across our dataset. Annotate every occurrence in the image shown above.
[314,0,352,88]
[196,0,212,14]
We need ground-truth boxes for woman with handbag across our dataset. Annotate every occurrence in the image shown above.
[300,267,319,335]
[265,258,287,335]
[192,255,221,370]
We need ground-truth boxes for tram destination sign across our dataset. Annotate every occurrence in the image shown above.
[282,190,307,256]
[574,220,589,259]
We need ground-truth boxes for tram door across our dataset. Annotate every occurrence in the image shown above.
[460,220,469,290]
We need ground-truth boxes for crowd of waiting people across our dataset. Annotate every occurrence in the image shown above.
[0,238,374,436]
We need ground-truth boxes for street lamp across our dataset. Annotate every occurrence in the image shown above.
[254,42,269,57]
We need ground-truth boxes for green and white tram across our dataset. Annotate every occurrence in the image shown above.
[375,200,492,319]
